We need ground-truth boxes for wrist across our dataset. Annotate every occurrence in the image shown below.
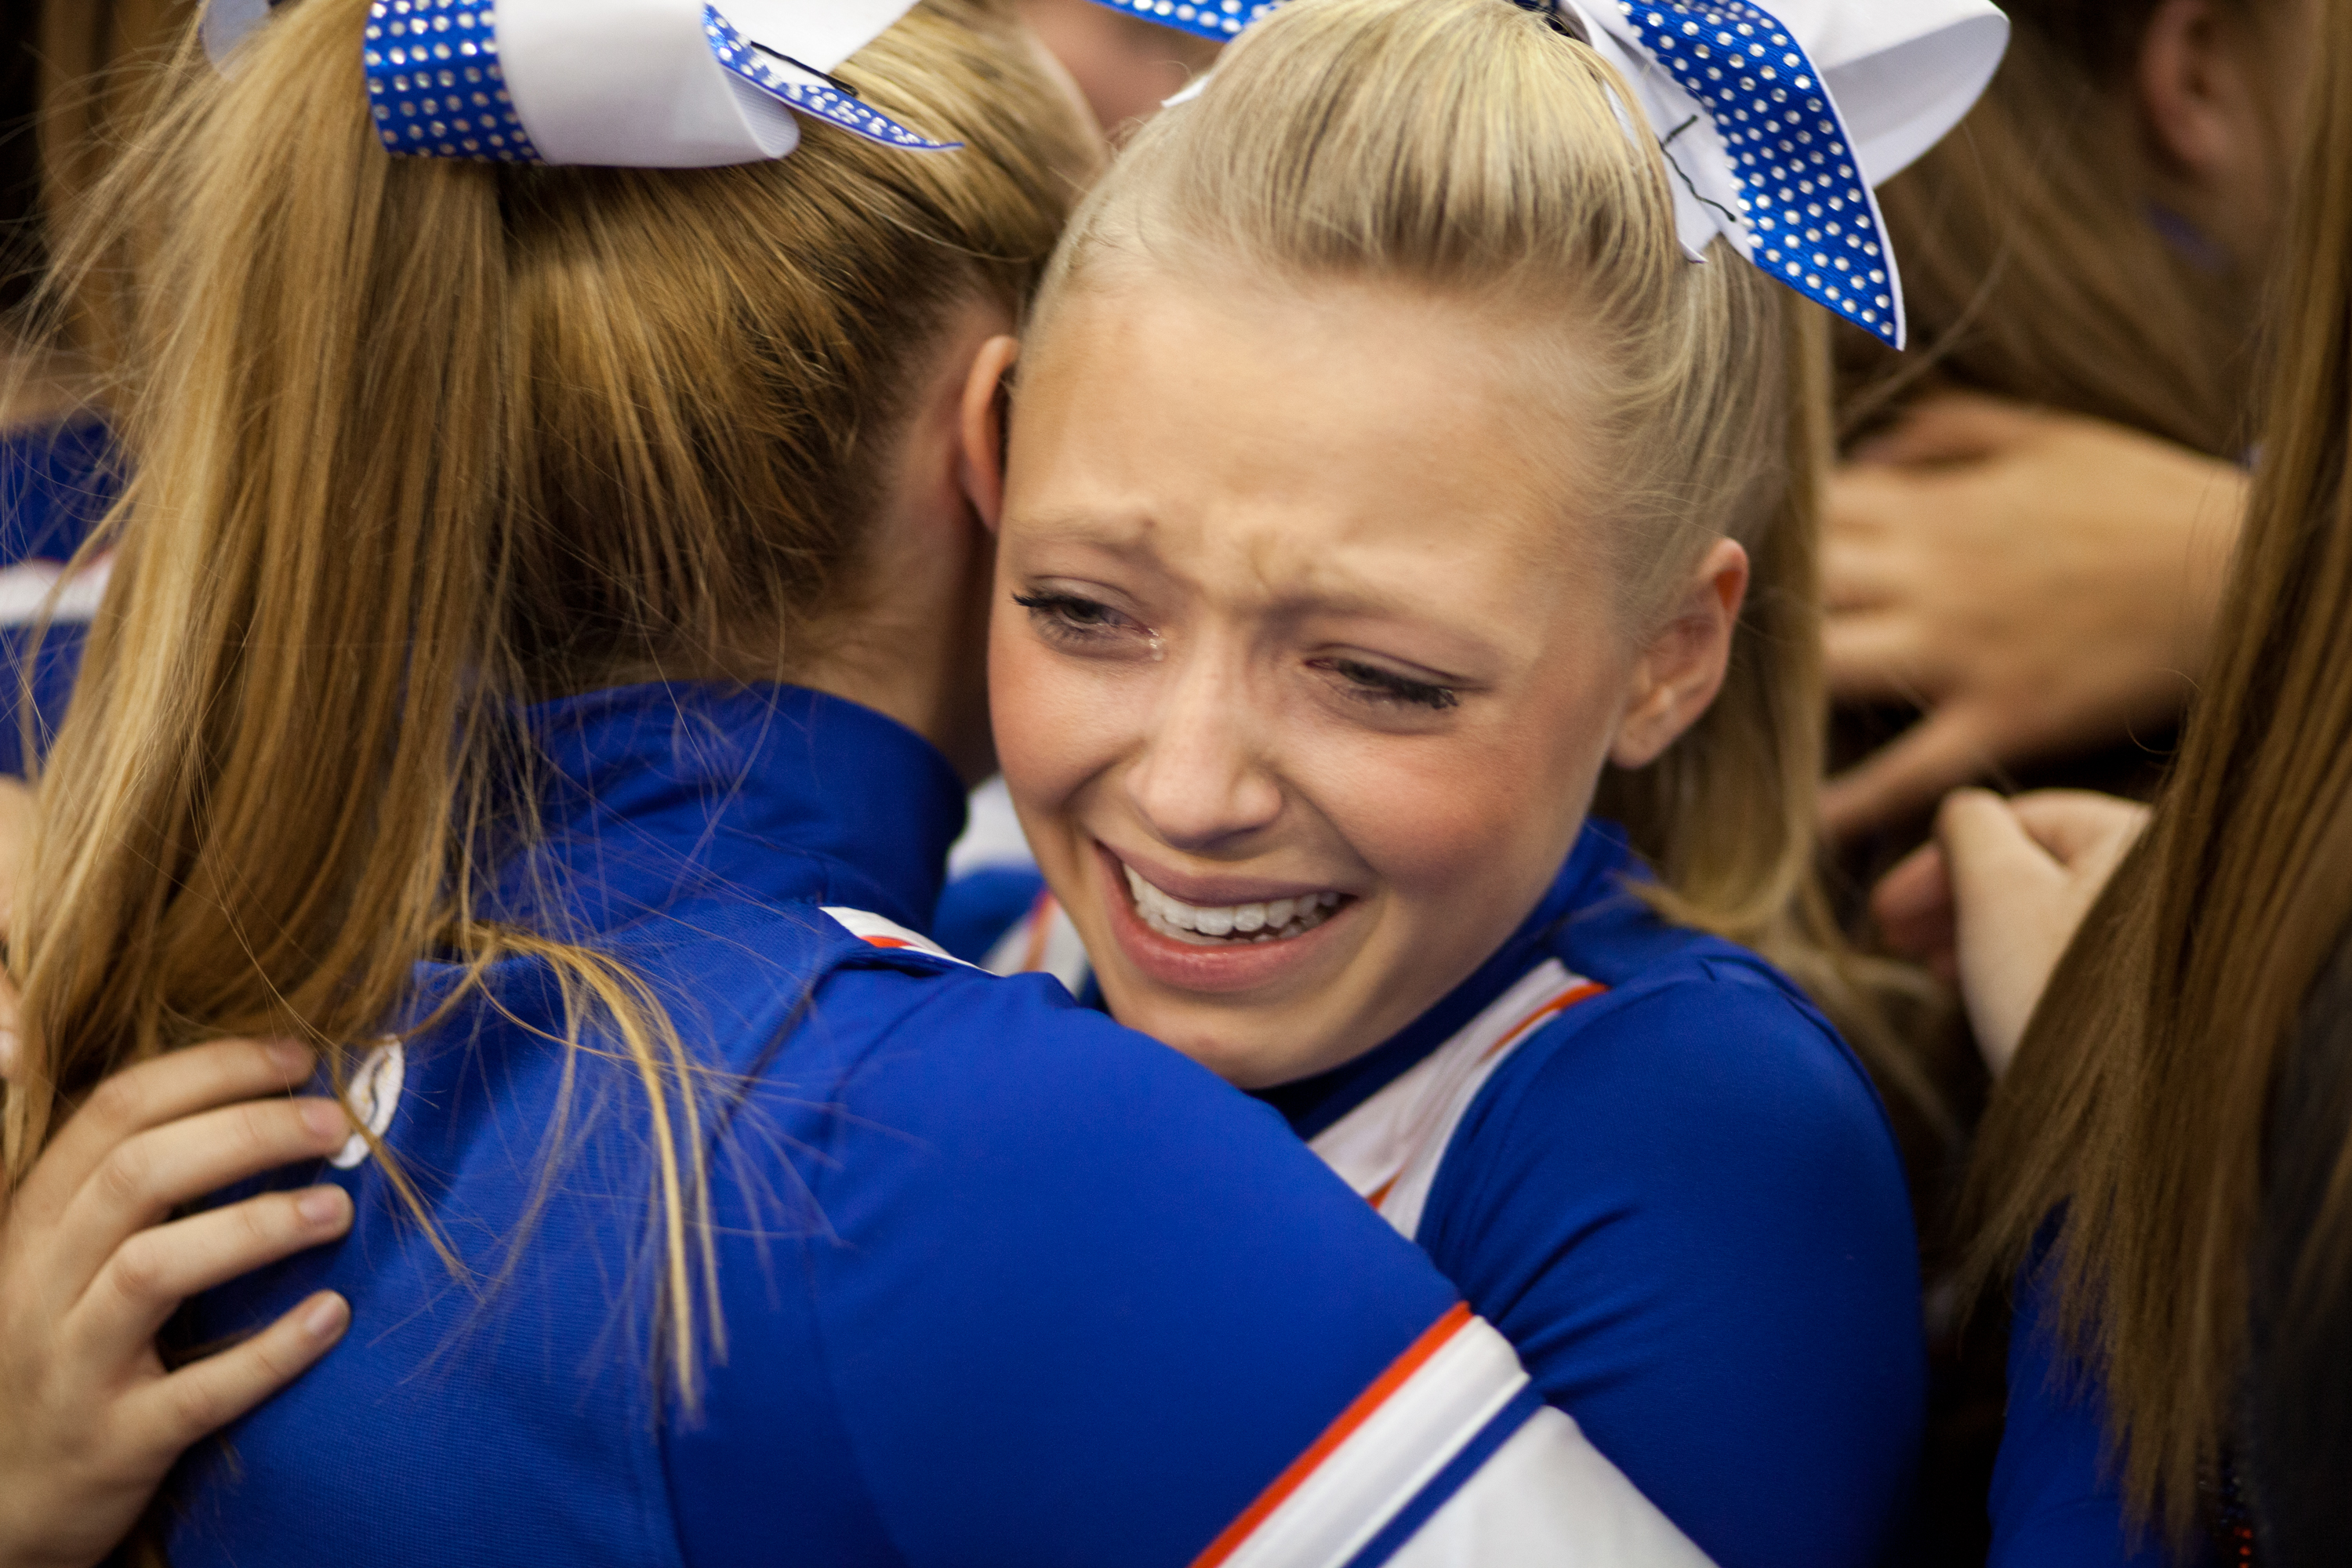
[2172,465,2251,678]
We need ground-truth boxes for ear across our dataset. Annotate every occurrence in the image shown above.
[2138,0,2269,192]
[960,334,1022,535]
[1609,538,1749,770]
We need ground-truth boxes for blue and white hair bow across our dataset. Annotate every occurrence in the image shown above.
[1099,0,2009,349]
[205,0,959,166]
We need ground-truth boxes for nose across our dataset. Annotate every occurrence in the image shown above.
[1123,644,1284,854]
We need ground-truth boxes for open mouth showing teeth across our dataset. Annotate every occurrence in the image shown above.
[1123,863,1345,946]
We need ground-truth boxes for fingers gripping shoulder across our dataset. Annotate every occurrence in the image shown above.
[1205,1306,1712,1568]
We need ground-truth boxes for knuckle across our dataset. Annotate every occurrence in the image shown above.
[162,1372,228,1439]
[106,1231,170,1303]
[231,1338,297,1407]
[227,1100,287,1162]
[243,1193,297,1249]
[222,1038,289,1087]
[93,1141,158,1214]
[84,1071,152,1137]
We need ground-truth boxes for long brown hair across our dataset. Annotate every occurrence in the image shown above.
[1849,0,2293,454]
[1965,0,2352,1543]
[0,0,1092,1394]
[1033,0,1947,1153]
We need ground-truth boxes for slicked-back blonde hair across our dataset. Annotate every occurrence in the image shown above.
[1033,0,1947,1155]
[0,0,1094,1398]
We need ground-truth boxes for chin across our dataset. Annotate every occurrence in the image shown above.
[1115,1000,1341,1091]
[1196,1045,1308,1092]
[1195,1053,1308,1091]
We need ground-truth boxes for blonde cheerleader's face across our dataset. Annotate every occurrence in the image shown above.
[987,274,1748,1088]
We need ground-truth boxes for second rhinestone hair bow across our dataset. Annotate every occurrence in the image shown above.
[1099,0,2009,349]
[206,0,960,166]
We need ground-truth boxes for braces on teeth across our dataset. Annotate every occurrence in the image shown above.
[1123,864,1342,946]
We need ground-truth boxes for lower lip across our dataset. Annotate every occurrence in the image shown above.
[1092,841,1355,996]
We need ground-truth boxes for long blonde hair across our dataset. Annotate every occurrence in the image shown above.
[0,0,1094,1396]
[1033,0,1947,1153]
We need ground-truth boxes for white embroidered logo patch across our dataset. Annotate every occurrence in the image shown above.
[330,1039,405,1171]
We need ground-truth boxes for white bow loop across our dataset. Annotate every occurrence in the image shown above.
[208,0,953,167]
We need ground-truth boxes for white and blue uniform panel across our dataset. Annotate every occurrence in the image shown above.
[942,819,1926,1568]
[0,416,114,776]
[1384,828,1925,1568]
[165,682,1709,1568]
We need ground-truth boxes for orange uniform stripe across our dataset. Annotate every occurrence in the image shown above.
[1188,1301,1475,1568]
[1359,981,1605,1216]
[1480,981,1606,1062]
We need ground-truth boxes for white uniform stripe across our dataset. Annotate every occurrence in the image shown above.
[1213,1315,1526,1568]
[1310,959,1599,1239]
[0,557,109,627]
[1377,1406,1715,1567]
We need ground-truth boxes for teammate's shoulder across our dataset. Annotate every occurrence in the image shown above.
[585,897,1080,1087]
[1496,930,1894,1172]
[1544,869,1844,1056]
[1556,898,1837,1040]
[802,915,1254,1118]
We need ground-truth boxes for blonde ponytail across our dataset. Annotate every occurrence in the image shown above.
[1,0,1094,1399]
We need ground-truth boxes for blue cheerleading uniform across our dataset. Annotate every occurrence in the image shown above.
[1986,1260,2205,1568]
[942,821,1926,1568]
[0,415,116,775]
[162,683,1710,1568]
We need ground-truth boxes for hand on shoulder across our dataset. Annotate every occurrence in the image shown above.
[0,1036,358,1568]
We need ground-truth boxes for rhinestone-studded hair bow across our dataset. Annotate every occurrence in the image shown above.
[208,0,959,168]
[1091,0,2008,349]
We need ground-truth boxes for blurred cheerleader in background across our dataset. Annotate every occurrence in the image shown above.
[1876,0,2352,1556]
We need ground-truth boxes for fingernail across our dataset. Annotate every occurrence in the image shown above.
[269,1039,315,1075]
[301,1098,350,1141]
[0,1026,17,1081]
[301,1293,350,1341]
[296,1185,350,1228]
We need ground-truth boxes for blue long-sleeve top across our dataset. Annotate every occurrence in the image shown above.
[1989,1256,2216,1568]
[161,683,1705,1568]
[937,819,1928,1568]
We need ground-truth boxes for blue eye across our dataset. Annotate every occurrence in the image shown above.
[1319,657,1459,711]
[1014,590,1138,644]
